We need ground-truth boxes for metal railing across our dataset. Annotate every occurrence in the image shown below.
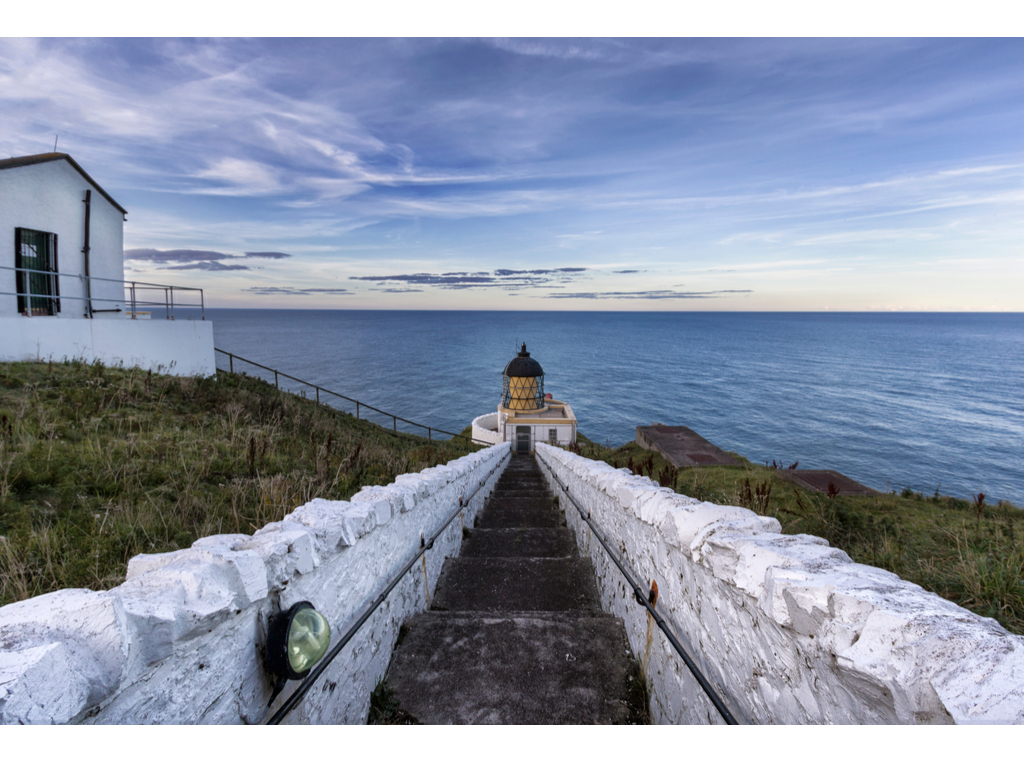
[216,348,488,448]
[265,453,507,724]
[536,450,739,724]
[0,264,204,320]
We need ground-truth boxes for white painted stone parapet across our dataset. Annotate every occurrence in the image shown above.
[535,442,1024,724]
[0,444,509,724]
[471,411,501,445]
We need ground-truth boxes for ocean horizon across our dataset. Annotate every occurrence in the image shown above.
[204,309,1024,506]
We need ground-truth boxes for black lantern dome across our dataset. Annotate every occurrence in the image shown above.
[502,343,545,410]
[503,343,545,378]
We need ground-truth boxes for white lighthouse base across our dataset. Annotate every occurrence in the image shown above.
[471,412,502,445]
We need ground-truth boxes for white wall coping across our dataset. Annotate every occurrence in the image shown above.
[535,442,1024,724]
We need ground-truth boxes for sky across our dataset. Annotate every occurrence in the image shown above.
[2,35,1023,311]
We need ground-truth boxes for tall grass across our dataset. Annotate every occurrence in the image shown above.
[0,360,475,607]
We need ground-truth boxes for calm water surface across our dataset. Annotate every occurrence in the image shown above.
[205,310,1024,506]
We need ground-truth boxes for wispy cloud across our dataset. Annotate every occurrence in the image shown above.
[125,248,293,272]
[3,39,1021,310]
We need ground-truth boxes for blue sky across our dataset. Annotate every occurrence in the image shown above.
[2,37,1023,310]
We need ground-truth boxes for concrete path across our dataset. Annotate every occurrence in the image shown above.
[384,455,642,724]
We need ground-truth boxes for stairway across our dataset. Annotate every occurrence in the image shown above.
[383,454,643,724]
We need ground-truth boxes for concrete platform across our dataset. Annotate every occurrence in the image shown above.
[778,469,880,497]
[635,424,741,467]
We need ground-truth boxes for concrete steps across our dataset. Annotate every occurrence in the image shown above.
[383,455,641,724]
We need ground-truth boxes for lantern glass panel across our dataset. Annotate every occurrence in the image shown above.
[287,607,331,674]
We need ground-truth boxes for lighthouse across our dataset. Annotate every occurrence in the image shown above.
[471,343,577,455]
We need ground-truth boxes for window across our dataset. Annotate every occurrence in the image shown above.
[549,429,558,444]
[15,228,60,316]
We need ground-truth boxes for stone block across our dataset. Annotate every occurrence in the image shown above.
[115,551,262,670]
[0,589,127,710]
[287,498,361,549]
[392,474,430,506]
[0,643,91,724]
[660,502,754,552]
[349,486,395,527]
[244,519,319,590]
[191,536,270,605]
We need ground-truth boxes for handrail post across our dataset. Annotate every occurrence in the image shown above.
[316,386,319,404]
[131,283,137,318]
[428,427,431,444]
[356,402,359,419]
[200,289,205,321]
[229,353,234,374]
[274,369,279,389]
[393,415,397,435]
[170,286,175,320]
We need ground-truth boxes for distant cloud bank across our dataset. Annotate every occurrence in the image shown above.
[242,286,353,296]
[350,268,589,291]
[125,248,293,272]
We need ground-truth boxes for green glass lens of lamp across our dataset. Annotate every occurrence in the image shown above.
[286,607,331,675]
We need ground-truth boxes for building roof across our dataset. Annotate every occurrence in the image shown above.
[0,153,128,215]
[503,343,545,378]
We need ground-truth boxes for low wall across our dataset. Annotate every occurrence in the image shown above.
[0,444,510,724]
[471,411,501,446]
[0,317,215,377]
[535,443,1024,724]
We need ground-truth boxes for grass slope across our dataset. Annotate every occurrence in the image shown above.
[0,360,477,607]
[570,435,1024,635]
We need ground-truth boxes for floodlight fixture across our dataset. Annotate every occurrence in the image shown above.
[265,601,331,680]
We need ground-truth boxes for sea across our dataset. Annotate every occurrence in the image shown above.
[203,310,1024,506]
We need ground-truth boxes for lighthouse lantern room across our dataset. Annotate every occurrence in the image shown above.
[502,342,545,410]
[471,343,577,455]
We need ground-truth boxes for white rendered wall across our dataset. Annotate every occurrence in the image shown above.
[0,317,216,377]
[0,159,124,318]
[471,412,501,445]
[535,442,1024,725]
[0,444,510,724]
[502,422,575,447]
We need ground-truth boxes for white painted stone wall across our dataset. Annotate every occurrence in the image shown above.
[0,444,510,724]
[0,158,124,318]
[471,412,501,445]
[535,442,1024,725]
[0,317,216,377]
[504,421,574,447]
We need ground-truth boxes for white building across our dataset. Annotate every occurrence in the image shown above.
[0,153,214,376]
[472,343,577,455]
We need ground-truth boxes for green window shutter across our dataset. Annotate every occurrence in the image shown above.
[14,228,59,316]
[51,233,60,314]
[14,227,25,314]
